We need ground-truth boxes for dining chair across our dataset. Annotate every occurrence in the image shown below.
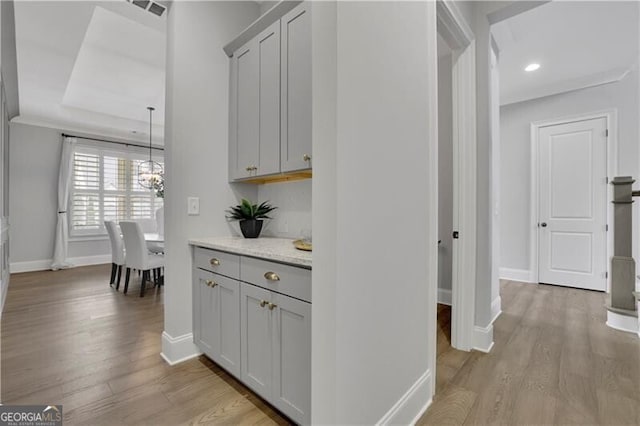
[104,221,126,290]
[120,221,165,297]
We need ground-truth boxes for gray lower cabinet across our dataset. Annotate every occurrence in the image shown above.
[192,246,311,424]
[193,268,241,378]
[240,282,311,425]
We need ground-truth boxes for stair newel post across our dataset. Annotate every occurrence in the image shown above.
[609,176,637,312]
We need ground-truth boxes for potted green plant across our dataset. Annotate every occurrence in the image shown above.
[226,199,277,238]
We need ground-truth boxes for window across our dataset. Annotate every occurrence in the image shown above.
[70,144,164,236]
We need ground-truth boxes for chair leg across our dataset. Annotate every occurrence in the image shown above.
[124,268,131,294]
[153,268,158,286]
[116,265,123,290]
[140,270,148,297]
[110,263,117,285]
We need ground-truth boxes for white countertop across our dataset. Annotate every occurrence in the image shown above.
[188,236,312,268]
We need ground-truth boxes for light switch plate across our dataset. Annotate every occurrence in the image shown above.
[187,197,199,215]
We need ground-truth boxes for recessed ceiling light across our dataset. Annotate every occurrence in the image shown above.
[525,63,541,72]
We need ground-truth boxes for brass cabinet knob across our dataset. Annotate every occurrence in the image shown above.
[210,258,220,266]
[268,302,278,311]
[205,279,217,288]
[264,271,280,281]
[259,300,268,307]
[303,154,311,162]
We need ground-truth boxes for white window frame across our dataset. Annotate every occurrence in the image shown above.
[69,143,164,237]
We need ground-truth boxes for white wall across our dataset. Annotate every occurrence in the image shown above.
[438,53,453,296]
[312,1,438,423]
[258,179,311,239]
[8,122,115,271]
[162,1,259,362]
[500,68,640,274]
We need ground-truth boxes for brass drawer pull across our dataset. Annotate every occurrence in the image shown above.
[205,279,217,288]
[268,302,277,311]
[245,165,257,172]
[210,258,220,266]
[259,300,268,308]
[264,271,280,281]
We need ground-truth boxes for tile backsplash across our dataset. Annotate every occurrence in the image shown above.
[258,179,312,239]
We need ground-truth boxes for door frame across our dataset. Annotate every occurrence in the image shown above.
[529,109,617,290]
[437,0,476,353]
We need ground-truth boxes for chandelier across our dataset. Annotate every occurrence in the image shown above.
[137,106,163,189]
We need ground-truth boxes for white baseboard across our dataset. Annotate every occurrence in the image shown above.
[10,254,111,274]
[376,369,432,426]
[490,296,502,325]
[473,323,494,353]
[499,267,534,283]
[161,331,201,366]
[437,288,452,306]
[606,310,639,335]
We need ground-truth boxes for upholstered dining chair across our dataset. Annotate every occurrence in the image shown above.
[120,221,165,297]
[104,221,126,290]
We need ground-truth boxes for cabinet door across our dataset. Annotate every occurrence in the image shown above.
[193,269,218,358]
[281,2,312,173]
[240,283,272,399]
[271,292,311,424]
[213,274,241,377]
[230,41,259,180]
[256,21,281,176]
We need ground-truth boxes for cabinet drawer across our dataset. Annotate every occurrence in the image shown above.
[241,257,311,303]
[194,247,240,279]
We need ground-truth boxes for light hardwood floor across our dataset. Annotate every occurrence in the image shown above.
[3,267,639,425]
[421,281,640,425]
[1,265,289,425]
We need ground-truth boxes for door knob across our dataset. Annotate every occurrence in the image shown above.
[540,222,547,228]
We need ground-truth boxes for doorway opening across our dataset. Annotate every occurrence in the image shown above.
[492,1,637,292]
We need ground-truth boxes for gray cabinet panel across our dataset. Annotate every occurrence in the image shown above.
[281,3,312,173]
[231,43,260,180]
[193,268,241,378]
[271,292,311,425]
[257,22,281,176]
[241,282,272,398]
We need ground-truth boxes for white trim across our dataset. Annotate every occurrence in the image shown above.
[529,109,617,291]
[490,295,502,325]
[10,254,111,273]
[436,0,476,356]
[437,288,452,306]
[473,324,495,353]
[160,331,201,366]
[450,41,477,352]
[376,369,433,426]
[499,267,534,283]
[606,310,639,334]
[502,67,632,106]
[436,0,473,50]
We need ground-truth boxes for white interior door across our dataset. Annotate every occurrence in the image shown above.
[538,117,607,291]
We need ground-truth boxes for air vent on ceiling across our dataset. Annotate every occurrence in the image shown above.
[127,0,166,17]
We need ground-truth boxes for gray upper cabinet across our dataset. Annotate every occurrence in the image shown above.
[257,22,282,177]
[281,3,312,173]
[230,22,281,181]
[230,41,259,180]
[228,2,311,182]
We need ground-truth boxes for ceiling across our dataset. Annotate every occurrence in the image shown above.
[492,1,639,106]
[13,1,166,144]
